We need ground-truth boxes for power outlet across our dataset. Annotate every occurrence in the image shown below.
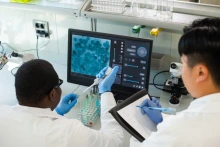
[33,20,50,38]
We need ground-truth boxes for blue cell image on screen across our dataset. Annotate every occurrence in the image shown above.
[71,35,111,76]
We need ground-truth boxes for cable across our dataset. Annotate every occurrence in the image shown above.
[149,83,164,86]
[36,36,39,59]
[153,70,169,91]
[21,37,50,52]
[0,44,5,54]
[11,67,19,77]
[1,43,18,52]
[1,37,50,53]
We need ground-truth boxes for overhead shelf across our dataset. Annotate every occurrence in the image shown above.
[81,0,220,31]
[0,0,85,16]
[0,0,219,31]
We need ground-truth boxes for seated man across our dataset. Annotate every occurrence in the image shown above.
[133,17,220,146]
[0,59,123,147]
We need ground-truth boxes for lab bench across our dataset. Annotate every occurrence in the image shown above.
[0,58,193,147]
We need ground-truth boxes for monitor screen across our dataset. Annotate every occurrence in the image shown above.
[67,29,153,96]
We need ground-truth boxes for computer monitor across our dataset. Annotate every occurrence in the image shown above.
[67,29,153,97]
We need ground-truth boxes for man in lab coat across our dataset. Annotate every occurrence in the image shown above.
[0,59,123,147]
[131,17,220,146]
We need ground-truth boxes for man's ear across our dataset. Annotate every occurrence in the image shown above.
[195,64,209,84]
[48,89,56,102]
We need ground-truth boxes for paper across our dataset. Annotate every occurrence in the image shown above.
[117,94,157,139]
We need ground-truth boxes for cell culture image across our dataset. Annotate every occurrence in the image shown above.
[71,35,111,76]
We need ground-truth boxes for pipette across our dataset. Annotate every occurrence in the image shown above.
[83,67,112,93]
[136,106,176,113]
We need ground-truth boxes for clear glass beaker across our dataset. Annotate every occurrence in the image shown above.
[157,0,173,20]
[166,0,174,20]
[157,0,167,19]
[145,0,158,18]
[130,0,140,16]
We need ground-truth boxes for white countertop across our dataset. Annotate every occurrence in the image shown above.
[0,58,193,147]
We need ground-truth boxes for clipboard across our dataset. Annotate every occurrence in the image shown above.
[109,89,156,142]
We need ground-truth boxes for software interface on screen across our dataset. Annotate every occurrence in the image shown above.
[70,33,151,90]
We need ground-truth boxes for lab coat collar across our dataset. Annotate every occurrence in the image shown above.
[190,93,220,106]
[12,104,64,119]
[184,92,220,113]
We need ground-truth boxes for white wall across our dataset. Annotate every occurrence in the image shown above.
[0,7,183,98]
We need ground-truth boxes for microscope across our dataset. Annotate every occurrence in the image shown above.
[164,62,188,106]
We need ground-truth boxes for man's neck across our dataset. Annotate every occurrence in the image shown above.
[19,102,51,110]
[197,84,220,98]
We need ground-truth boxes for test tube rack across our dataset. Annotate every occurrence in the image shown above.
[90,0,127,14]
[79,91,101,127]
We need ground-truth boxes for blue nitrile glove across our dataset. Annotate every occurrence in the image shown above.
[96,66,108,78]
[55,93,78,116]
[140,97,163,124]
[96,66,119,94]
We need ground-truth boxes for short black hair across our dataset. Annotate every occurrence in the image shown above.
[15,59,59,104]
[178,17,220,86]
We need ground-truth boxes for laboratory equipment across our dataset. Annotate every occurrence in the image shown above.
[166,0,174,19]
[90,0,126,14]
[145,0,174,20]
[165,62,184,88]
[79,86,100,127]
[150,28,163,38]
[130,0,140,16]
[170,62,182,77]
[162,62,187,106]
[169,93,182,107]
[145,0,158,17]
[132,25,145,34]
[67,29,153,99]
[156,0,174,20]
[83,67,112,93]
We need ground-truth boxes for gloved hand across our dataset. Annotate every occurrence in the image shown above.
[140,97,163,124]
[96,66,119,94]
[55,93,78,116]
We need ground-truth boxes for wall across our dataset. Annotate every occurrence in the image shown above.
[0,7,183,98]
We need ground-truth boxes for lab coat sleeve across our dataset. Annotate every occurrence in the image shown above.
[66,92,124,147]
[100,92,124,145]
[129,113,172,147]
[139,115,180,147]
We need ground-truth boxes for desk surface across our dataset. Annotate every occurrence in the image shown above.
[0,59,193,147]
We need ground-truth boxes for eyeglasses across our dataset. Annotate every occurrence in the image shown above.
[54,79,63,89]
[46,79,63,95]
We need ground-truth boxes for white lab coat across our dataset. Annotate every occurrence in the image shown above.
[130,92,220,147]
[0,92,123,147]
